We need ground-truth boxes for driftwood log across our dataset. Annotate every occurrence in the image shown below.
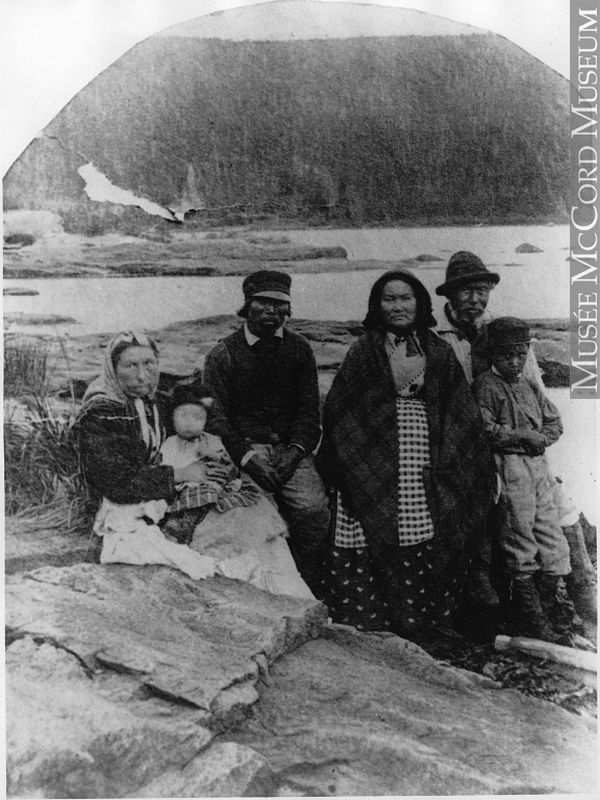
[495,634,597,672]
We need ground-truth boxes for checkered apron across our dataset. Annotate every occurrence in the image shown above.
[334,396,434,548]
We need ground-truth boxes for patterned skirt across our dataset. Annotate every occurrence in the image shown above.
[323,397,463,635]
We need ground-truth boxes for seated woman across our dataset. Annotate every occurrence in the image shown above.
[76,330,313,599]
[318,271,497,643]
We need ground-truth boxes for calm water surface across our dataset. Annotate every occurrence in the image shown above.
[4,223,570,336]
[4,223,596,517]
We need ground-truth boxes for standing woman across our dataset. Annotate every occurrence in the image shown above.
[319,271,496,641]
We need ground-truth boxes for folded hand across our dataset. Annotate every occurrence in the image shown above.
[245,455,281,493]
[520,431,546,456]
[273,446,304,485]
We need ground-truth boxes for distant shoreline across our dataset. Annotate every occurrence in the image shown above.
[2,216,568,281]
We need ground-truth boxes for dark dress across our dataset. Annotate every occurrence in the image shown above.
[319,328,496,637]
[77,395,175,506]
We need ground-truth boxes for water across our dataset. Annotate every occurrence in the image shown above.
[3,223,570,336]
[3,222,596,518]
[545,389,597,521]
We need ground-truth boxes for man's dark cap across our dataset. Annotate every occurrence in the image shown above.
[488,317,531,349]
[242,270,292,303]
[435,251,500,297]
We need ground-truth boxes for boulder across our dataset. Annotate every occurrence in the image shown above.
[133,742,273,797]
[516,243,543,253]
[223,625,597,796]
[4,232,36,248]
[6,564,326,715]
[5,563,327,796]
[6,638,214,799]
[415,253,443,262]
[5,564,596,797]
[4,519,100,574]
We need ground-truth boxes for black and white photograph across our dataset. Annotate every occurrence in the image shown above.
[2,0,598,796]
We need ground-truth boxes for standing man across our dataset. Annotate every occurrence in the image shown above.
[435,252,596,626]
[434,250,542,386]
[434,251,504,614]
[203,270,329,596]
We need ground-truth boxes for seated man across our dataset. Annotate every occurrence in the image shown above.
[203,270,329,596]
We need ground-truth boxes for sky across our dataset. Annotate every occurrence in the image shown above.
[0,0,570,177]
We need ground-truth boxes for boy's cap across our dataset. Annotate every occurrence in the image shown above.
[242,270,291,303]
[488,317,531,348]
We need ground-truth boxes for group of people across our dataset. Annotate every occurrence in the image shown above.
[76,253,597,648]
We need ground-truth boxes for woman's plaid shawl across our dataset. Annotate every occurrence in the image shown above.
[319,329,496,570]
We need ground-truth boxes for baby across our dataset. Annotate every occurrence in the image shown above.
[161,391,234,491]
[160,383,257,543]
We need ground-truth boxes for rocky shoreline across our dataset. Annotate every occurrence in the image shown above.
[6,562,596,797]
[31,314,569,396]
[2,219,555,280]
[3,226,359,279]
[5,312,595,798]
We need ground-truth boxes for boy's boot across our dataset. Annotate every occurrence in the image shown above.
[495,574,515,634]
[511,574,562,643]
[563,522,597,623]
[535,572,576,641]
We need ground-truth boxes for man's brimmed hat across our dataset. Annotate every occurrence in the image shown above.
[435,251,500,297]
[242,270,291,303]
[487,317,531,349]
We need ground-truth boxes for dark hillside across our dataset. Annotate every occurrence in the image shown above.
[4,33,569,228]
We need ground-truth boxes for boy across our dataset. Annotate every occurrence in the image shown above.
[473,317,571,642]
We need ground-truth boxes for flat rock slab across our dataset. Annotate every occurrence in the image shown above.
[6,563,327,797]
[6,565,596,797]
[6,638,215,799]
[225,626,597,796]
[6,563,326,715]
[4,518,100,574]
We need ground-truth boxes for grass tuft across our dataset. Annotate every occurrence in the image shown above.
[4,359,91,533]
[3,336,49,397]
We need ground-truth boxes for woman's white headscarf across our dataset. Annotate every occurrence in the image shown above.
[79,330,162,456]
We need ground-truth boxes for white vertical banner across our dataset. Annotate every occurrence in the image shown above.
[570,0,600,398]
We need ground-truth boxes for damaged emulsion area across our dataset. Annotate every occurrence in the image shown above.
[78,162,193,223]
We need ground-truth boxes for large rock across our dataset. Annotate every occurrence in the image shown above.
[133,742,272,798]
[6,564,326,713]
[6,564,596,797]
[4,518,100,574]
[224,626,597,796]
[516,242,544,253]
[6,638,214,799]
[5,563,326,797]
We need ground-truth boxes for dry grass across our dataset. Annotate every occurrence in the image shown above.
[4,397,83,510]
[4,338,91,533]
[3,337,49,397]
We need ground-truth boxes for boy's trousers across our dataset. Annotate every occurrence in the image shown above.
[496,453,570,576]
